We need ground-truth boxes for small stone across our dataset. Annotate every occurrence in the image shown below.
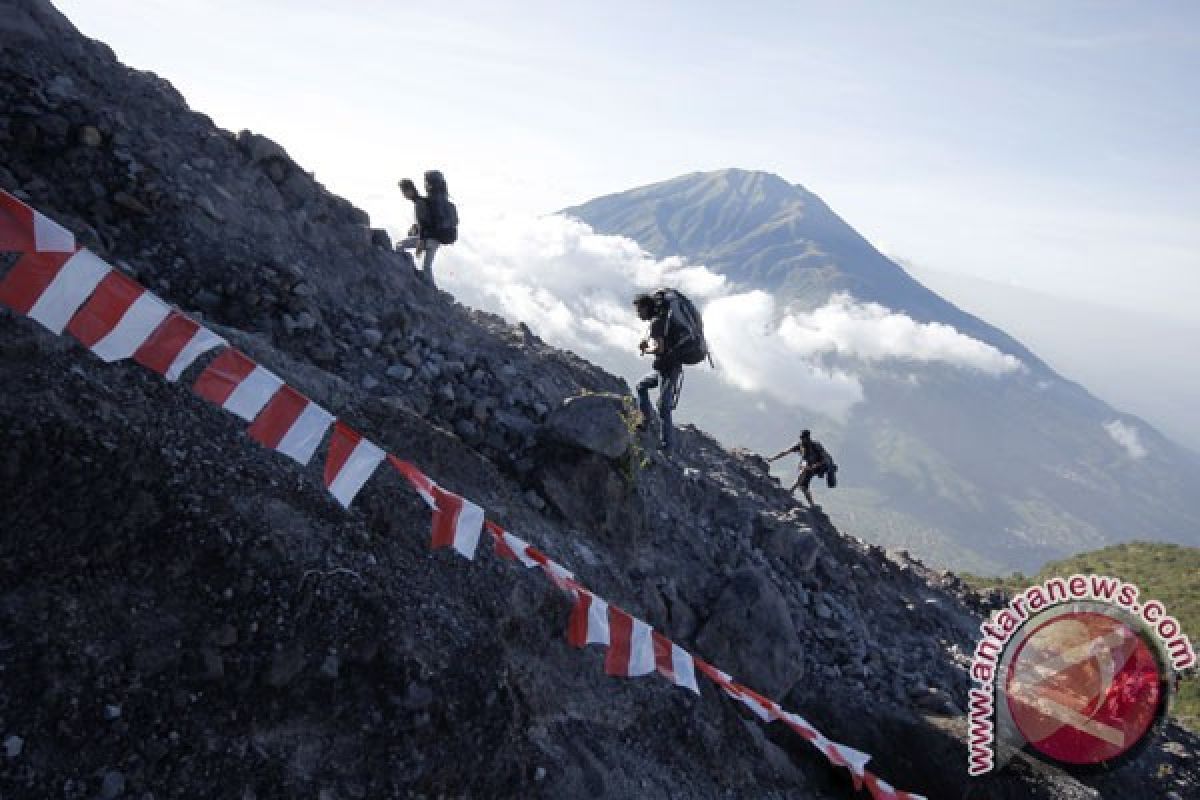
[320,654,340,680]
[437,385,455,403]
[525,491,546,511]
[197,195,224,221]
[265,644,306,688]
[78,126,103,147]
[103,704,122,721]
[4,735,23,759]
[402,348,423,368]
[292,311,318,332]
[362,328,383,348]
[455,419,478,439]
[292,282,315,298]
[113,191,150,215]
[403,682,434,710]
[385,364,412,381]
[100,770,126,800]
[362,375,380,391]
[534,767,546,782]
[192,289,221,313]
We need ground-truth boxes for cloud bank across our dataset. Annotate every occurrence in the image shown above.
[1104,420,1148,460]
[437,213,1022,417]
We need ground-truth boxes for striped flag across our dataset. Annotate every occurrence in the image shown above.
[133,310,225,382]
[0,249,110,334]
[389,457,484,559]
[567,591,611,647]
[246,384,333,466]
[0,189,75,253]
[604,607,656,677]
[193,349,284,422]
[323,422,386,508]
[66,270,171,362]
[652,631,700,695]
[823,741,873,791]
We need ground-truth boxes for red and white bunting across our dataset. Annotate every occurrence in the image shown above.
[604,607,656,677]
[65,269,171,362]
[193,349,284,422]
[515,540,577,590]
[246,385,333,466]
[323,422,386,508]
[389,457,484,559]
[133,310,225,382]
[567,591,611,647]
[725,682,779,723]
[652,631,700,695]
[488,522,542,568]
[823,740,873,791]
[0,249,111,334]
[0,189,75,253]
[779,710,820,743]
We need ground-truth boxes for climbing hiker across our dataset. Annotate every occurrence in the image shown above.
[396,171,456,289]
[768,429,836,507]
[633,288,709,454]
[396,178,437,287]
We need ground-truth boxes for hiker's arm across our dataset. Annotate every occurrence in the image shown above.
[767,445,797,461]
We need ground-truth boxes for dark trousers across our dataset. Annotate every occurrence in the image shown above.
[637,363,682,451]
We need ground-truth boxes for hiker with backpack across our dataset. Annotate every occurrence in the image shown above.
[633,288,709,454]
[768,429,837,507]
[396,171,458,288]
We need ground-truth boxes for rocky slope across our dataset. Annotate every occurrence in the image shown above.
[0,2,1196,798]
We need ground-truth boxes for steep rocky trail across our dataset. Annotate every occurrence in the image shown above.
[1,2,1197,798]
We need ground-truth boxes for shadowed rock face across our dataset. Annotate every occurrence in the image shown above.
[1,2,1197,799]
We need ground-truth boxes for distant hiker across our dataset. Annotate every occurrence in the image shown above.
[768,429,836,507]
[633,288,709,453]
[396,171,457,289]
[396,178,436,286]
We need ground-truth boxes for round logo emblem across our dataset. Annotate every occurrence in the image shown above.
[1004,610,1167,766]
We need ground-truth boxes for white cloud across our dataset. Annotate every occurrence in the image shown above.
[437,213,1022,418]
[1104,420,1148,460]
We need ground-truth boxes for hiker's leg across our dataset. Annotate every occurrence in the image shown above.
[799,468,816,506]
[421,239,439,287]
[397,236,419,251]
[657,366,681,451]
[636,372,659,423]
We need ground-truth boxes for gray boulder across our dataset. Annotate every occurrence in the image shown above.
[695,568,804,697]
[541,393,631,461]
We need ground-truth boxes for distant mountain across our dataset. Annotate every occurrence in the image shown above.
[565,169,1200,573]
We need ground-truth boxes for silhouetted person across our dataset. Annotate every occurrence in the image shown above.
[396,178,438,287]
[768,429,832,507]
[634,292,684,453]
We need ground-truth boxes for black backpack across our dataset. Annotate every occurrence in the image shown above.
[816,443,839,488]
[655,288,710,366]
[425,170,458,245]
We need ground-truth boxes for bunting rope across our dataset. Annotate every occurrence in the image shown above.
[0,188,924,799]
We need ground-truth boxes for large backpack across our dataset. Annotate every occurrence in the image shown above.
[424,170,459,245]
[654,288,710,366]
[814,442,839,488]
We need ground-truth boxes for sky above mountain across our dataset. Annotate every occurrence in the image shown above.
[50,0,1200,446]
[55,0,1199,322]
